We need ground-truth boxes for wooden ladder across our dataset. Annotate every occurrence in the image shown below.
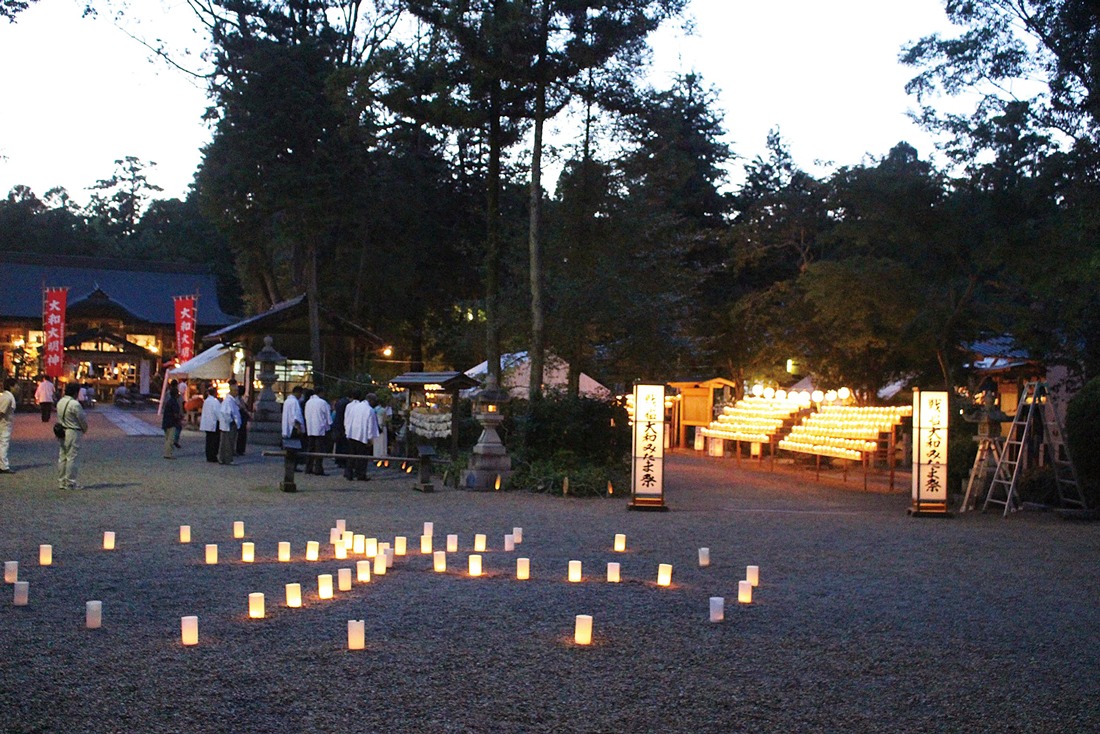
[960,436,1002,512]
[1039,391,1086,510]
[983,383,1038,516]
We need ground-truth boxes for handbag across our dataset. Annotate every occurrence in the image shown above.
[53,422,65,440]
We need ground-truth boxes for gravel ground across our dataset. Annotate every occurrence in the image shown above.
[1,411,1099,733]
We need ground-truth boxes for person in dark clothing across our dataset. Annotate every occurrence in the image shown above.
[161,382,183,459]
[332,394,350,468]
[235,384,251,456]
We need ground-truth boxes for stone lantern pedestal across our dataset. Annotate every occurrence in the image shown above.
[461,387,512,490]
[249,336,286,447]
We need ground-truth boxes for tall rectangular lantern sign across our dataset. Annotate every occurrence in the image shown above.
[42,288,68,378]
[630,384,667,510]
[911,389,949,515]
[174,295,197,363]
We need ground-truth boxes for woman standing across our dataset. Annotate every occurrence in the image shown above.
[162,381,183,459]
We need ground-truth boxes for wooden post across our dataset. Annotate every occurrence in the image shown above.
[280,449,298,493]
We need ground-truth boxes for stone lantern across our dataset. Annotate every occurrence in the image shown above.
[461,385,512,490]
[249,335,286,446]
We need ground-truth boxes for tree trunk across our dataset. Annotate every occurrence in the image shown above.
[307,242,323,387]
[485,80,504,391]
[527,3,550,402]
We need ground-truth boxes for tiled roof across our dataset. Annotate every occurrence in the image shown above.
[0,252,236,326]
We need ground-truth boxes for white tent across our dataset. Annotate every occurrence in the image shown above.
[464,352,610,399]
[167,344,236,381]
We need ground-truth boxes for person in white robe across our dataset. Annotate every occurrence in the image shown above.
[199,387,222,463]
[217,389,241,465]
[303,388,333,475]
[343,391,379,481]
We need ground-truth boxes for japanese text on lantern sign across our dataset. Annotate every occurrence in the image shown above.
[912,390,949,503]
[631,384,665,498]
[174,296,197,362]
[42,288,68,378]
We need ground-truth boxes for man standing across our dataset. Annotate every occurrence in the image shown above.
[0,378,17,473]
[235,384,250,456]
[304,387,332,475]
[199,386,221,463]
[218,387,241,465]
[56,382,88,490]
[344,390,379,481]
[35,375,54,423]
[281,386,304,448]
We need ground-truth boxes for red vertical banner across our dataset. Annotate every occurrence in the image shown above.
[174,295,197,362]
[43,288,68,378]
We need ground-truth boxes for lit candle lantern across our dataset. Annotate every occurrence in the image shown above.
[181,615,198,645]
[318,574,334,600]
[39,545,52,566]
[306,541,319,561]
[338,568,352,591]
[446,534,458,553]
[248,592,265,618]
[698,548,710,567]
[468,554,482,577]
[613,534,626,552]
[709,596,724,622]
[366,538,378,557]
[657,563,672,587]
[86,600,102,629]
[394,536,407,556]
[13,581,29,606]
[335,543,348,560]
[103,532,116,550]
[373,553,386,576]
[433,551,446,573]
[747,565,760,587]
[503,534,515,552]
[512,527,523,544]
[242,542,255,563]
[342,531,353,551]
[233,521,244,539]
[423,521,433,537]
[384,548,394,568]
[286,583,302,608]
[335,519,346,533]
[353,535,365,555]
[517,557,530,580]
[205,544,218,565]
[474,534,487,552]
[329,527,341,545]
[420,535,432,554]
[4,561,17,583]
[348,619,365,650]
[738,579,753,604]
[574,614,593,645]
[568,560,582,583]
[607,562,621,583]
[179,525,191,543]
[278,541,291,562]
[356,560,371,583]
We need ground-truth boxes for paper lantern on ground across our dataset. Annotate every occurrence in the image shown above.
[384,548,394,568]
[574,615,593,645]
[329,527,341,545]
[342,531,353,551]
[517,558,530,580]
[181,616,198,645]
[233,521,244,539]
[248,592,265,618]
[348,619,365,650]
[338,568,352,591]
[474,534,487,552]
[512,527,523,543]
[613,534,626,552]
[657,563,672,587]
[433,551,446,573]
[709,597,725,622]
[353,535,365,555]
[747,565,760,587]
[698,548,710,567]
[607,562,621,583]
[373,553,386,576]
[420,535,432,554]
[366,538,378,557]
[394,536,407,556]
[357,560,371,583]
[738,580,753,604]
[13,581,28,606]
[242,542,255,563]
[468,554,482,577]
[568,560,582,583]
[335,519,347,534]
[86,600,102,629]
[503,534,515,552]
[286,583,302,608]
[318,574,334,600]
[179,525,191,543]
[205,544,218,565]
[4,561,17,583]
[103,532,116,550]
[278,542,291,562]
[446,534,458,553]
[423,521,434,537]
[306,541,319,561]
[334,543,348,560]
[39,545,52,566]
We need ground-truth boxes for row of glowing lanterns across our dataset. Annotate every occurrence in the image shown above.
[6,525,763,647]
[748,385,853,405]
[779,404,913,459]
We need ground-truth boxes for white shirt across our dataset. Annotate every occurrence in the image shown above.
[304,395,332,437]
[344,400,380,444]
[0,389,15,422]
[281,394,304,438]
[35,380,54,404]
[199,396,221,432]
[218,395,242,431]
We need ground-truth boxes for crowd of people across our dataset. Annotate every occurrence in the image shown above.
[281,386,392,481]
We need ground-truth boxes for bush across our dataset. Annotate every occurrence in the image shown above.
[1066,377,1100,507]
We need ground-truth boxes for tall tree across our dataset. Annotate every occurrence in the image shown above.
[85,156,163,251]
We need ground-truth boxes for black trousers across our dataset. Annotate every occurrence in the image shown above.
[344,439,369,480]
[236,424,248,455]
[40,402,52,422]
[205,430,220,462]
[306,434,327,474]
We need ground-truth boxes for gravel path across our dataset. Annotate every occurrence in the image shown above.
[1,411,1098,733]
